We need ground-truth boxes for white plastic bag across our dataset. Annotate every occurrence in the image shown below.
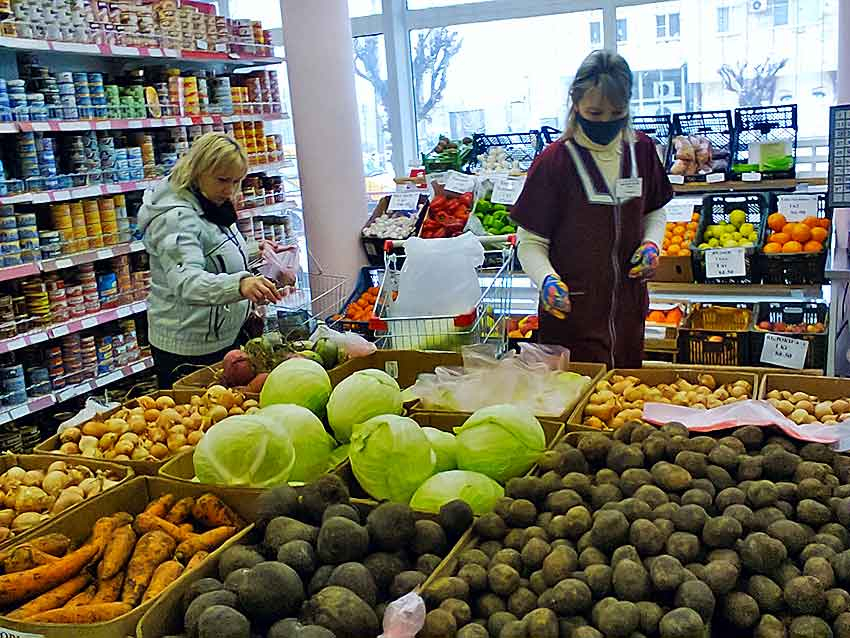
[379,591,426,638]
[310,323,377,360]
[393,233,485,317]
[57,397,121,434]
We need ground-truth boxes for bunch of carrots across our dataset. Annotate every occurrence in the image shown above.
[0,492,243,625]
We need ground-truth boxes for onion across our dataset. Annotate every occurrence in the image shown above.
[22,470,45,487]
[42,470,71,496]
[59,427,82,444]
[47,461,68,474]
[11,512,48,532]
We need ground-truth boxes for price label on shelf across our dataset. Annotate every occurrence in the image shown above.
[58,388,78,402]
[101,371,122,386]
[644,326,667,341]
[94,121,112,130]
[778,195,820,222]
[666,199,700,223]
[667,174,685,185]
[117,306,132,318]
[6,338,26,351]
[388,192,420,211]
[52,325,70,337]
[742,172,763,182]
[97,250,113,260]
[163,118,178,127]
[78,186,102,198]
[760,333,809,370]
[444,171,476,194]
[131,361,148,374]
[705,247,746,279]
[0,627,45,638]
[82,317,98,329]
[706,173,726,184]
[491,178,526,206]
[9,406,31,420]
[128,120,143,129]
[54,259,73,270]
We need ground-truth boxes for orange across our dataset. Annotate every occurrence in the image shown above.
[673,226,685,236]
[647,310,666,322]
[782,223,796,236]
[804,240,823,253]
[666,308,683,324]
[769,232,790,245]
[810,227,828,243]
[817,218,831,229]
[667,244,681,255]
[782,240,803,253]
[790,223,812,243]
[692,213,701,222]
[763,242,782,254]
[687,221,698,231]
[678,248,691,257]
[802,216,820,229]
[768,212,787,232]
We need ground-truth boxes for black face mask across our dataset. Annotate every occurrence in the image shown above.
[576,113,627,146]
[192,188,237,227]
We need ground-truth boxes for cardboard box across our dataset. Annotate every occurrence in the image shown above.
[328,349,463,388]
[655,254,694,283]
[173,363,223,393]
[759,374,850,401]
[0,476,259,638]
[0,455,133,551]
[569,367,759,430]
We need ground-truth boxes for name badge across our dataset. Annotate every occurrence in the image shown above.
[616,177,643,199]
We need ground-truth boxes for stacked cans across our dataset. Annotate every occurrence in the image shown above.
[112,255,132,304]
[96,334,113,375]
[38,230,61,258]
[61,333,82,385]
[21,278,50,326]
[73,72,92,119]
[88,72,107,120]
[26,365,50,397]
[16,211,39,263]
[83,199,102,249]
[0,362,27,405]
[45,273,69,323]
[98,134,116,184]
[0,205,20,267]
[210,75,232,116]
[79,334,96,381]
[58,72,79,120]
[127,146,144,181]
[97,271,118,308]
[78,263,99,314]
[8,79,26,121]
[0,79,11,122]
[0,296,15,339]
[50,203,74,254]
[66,281,84,318]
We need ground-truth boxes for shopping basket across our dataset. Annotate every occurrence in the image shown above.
[368,235,516,353]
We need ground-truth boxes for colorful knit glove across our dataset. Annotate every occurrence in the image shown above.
[541,274,571,319]
[629,242,660,280]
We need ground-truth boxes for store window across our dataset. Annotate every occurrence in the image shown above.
[228,0,281,28]
[407,0,489,8]
[616,18,628,42]
[590,21,602,45]
[774,0,789,26]
[409,10,602,155]
[348,0,382,18]
[353,34,396,191]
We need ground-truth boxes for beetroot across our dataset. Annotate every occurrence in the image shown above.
[247,372,269,394]
[223,349,255,386]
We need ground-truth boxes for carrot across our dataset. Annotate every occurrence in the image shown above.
[97,524,137,581]
[133,512,193,542]
[144,494,177,518]
[0,533,70,566]
[142,560,183,602]
[120,530,176,606]
[185,551,209,571]
[90,572,124,604]
[175,527,237,562]
[5,573,92,619]
[65,583,97,607]
[88,514,132,558]
[2,546,61,574]
[191,494,244,528]
[0,541,99,607]
[165,497,195,524]
[25,602,133,624]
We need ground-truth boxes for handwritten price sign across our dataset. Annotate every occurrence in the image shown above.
[705,247,746,279]
[778,195,820,222]
[491,178,525,206]
[760,333,809,369]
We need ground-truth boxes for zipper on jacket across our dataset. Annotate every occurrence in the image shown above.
[609,203,621,369]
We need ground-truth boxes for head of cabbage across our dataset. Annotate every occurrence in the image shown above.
[453,404,546,483]
[422,427,457,473]
[193,414,295,488]
[260,358,331,417]
[349,414,436,502]
[410,470,504,515]
[327,369,403,442]
[255,404,336,482]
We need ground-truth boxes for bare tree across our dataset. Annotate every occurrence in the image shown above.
[718,58,789,106]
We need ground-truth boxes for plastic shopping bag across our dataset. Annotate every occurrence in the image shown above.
[310,323,377,360]
[259,243,299,287]
[379,591,426,638]
[58,397,121,434]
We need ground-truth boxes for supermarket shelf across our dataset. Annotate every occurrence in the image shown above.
[0,300,147,355]
[672,177,827,194]
[0,355,153,427]
[0,240,146,283]
[237,201,297,219]
[13,112,288,134]
[648,282,827,303]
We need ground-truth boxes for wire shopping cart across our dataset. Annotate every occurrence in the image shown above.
[368,235,516,353]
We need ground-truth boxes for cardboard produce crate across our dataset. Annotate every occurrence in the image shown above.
[328,349,463,388]
[0,476,259,638]
[173,363,223,393]
[759,373,850,402]
[569,367,759,431]
[0,454,133,551]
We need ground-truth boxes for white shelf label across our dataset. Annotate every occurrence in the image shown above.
[645,326,667,341]
[97,250,113,260]
[667,174,685,185]
[163,118,178,127]
[55,259,73,270]
[761,333,809,370]
[52,325,70,337]
[705,247,746,279]
[101,371,122,385]
[117,306,132,318]
[95,121,112,130]
[491,178,525,206]
[388,192,420,211]
[444,171,476,194]
[131,361,148,373]
[742,172,763,182]
[666,199,700,223]
[82,318,98,329]
[0,628,45,638]
[10,406,31,420]
[128,120,144,129]
[78,186,101,198]
[58,388,77,402]
[706,173,726,184]
[778,195,820,222]
[7,338,26,351]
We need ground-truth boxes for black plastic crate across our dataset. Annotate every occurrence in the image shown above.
[758,193,830,285]
[633,114,672,165]
[361,193,429,267]
[332,267,383,341]
[750,302,828,371]
[732,104,798,180]
[469,131,543,171]
[678,303,753,366]
[541,126,562,145]
[692,192,769,284]
[666,110,734,182]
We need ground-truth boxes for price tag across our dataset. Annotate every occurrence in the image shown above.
[706,173,726,184]
[117,306,132,318]
[163,118,178,127]
[131,361,148,373]
[742,172,763,182]
[97,250,113,260]
[491,178,526,206]
[78,186,102,198]
[52,190,70,201]
[705,247,746,279]
[9,406,31,421]
[30,193,50,204]
[760,333,809,369]
[82,318,98,329]
[52,325,70,337]
[384,360,399,379]
[54,259,73,270]
[94,121,112,130]
[202,117,214,125]
[666,199,700,223]
[128,120,143,129]
[6,338,26,351]
[58,388,78,402]
[102,371,122,385]
[667,174,685,185]
[778,195,820,222]
[388,192,420,211]
[444,171,476,194]
[644,326,667,341]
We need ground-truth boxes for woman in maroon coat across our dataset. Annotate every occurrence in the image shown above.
[511,51,673,368]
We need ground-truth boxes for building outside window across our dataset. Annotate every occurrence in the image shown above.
[616,18,628,42]
[774,0,789,26]
[717,5,730,33]
[590,20,602,45]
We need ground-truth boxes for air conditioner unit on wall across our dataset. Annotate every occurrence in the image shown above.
[749,0,768,12]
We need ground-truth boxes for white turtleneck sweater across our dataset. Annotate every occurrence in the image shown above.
[518,128,668,287]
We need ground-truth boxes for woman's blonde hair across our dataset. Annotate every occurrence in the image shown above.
[169,132,248,192]
[561,50,633,141]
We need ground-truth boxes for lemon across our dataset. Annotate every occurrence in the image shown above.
[732,232,742,241]
[698,243,711,250]
[747,232,758,241]
[739,241,754,247]
[723,239,739,248]
[708,238,719,247]
[740,223,755,236]
[729,209,747,229]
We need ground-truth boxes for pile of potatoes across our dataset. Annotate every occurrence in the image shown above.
[765,389,850,426]
[582,374,753,430]
[54,386,258,463]
[0,460,122,542]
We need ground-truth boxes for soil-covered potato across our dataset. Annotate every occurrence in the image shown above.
[507,499,539,527]
[611,544,641,567]
[316,517,369,564]
[474,513,507,540]
[665,532,700,564]
[797,499,833,527]
[389,570,427,599]
[596,599,640,638]
[612,559,651,602]
[630,519,666,556]
[748,481,780,509]
[703,560,739,595]
[425,577,470,605]
[681,489,713,511]
[419,609,457,638]
[585,564,613,598]
[551,578,593,615]
[456,624,489,638]
[521,537,551,572]
[675,451,708,478]
[674,579,715,622]
[804,556,836,590]
[753,614,787,638]
[439,500,474,541]
[326,562,377,607]
[825,588,850,620]
[651,462,693,492]
[672,504,708,534]
[590,509,629,552]
[523,608,558,638]
[578,433,613,464]
[659,607,705,638]
[789,616,833,638]
[634,484,669,508]
[237,562,304,624]
[740,532,788,573]
[301,586,379,638]
[412,520,448,556]
[784,575,826,615]
[542,546,577,586]
[440,599,472,627]
[488,564,521,597]
[724,591,760,629]
[508,587,538,618]
[702,515,743,548]
[649,555,685,591]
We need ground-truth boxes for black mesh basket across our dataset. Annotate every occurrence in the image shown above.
[469,131,543,171]
[749,302,828,371]
[666,110,734,182]
[758,193,830,285]
[633,114,672,164]
[541,126,562,145]
[733,104,798,180]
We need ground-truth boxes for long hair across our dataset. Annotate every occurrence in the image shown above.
[169,132,248,192]
[560,50,634,142]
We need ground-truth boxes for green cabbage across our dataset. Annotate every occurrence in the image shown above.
[422,427,458,473]
[454,404,546,482]
[410,470,504,515]
[327,369,403,442]
[256,404,336,482]
[193,414,295,488]
[260,358,331,417]
[350,415,436,502]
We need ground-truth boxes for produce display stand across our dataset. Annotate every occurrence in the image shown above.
[360,194,430,267]
[0,476,257,638]
[732,104,798,180]
[758,373,850,402]
[665,109,734,183]
[750,302,829,371]
[333,266,384,339]
[677,303,753,367]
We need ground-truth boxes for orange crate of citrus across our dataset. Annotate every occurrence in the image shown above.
[763,212,830,255]
[343,287,379,322]
[646,305,685,326]
[661,212,700,257]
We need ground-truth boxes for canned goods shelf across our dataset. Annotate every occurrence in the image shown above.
[237,201,297,219]
[0,355,153,427]
[9,112,288,134]
[0,300,147,355]
[0,240,145,283]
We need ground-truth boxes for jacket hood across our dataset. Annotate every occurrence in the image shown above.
[138,179,199,234]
